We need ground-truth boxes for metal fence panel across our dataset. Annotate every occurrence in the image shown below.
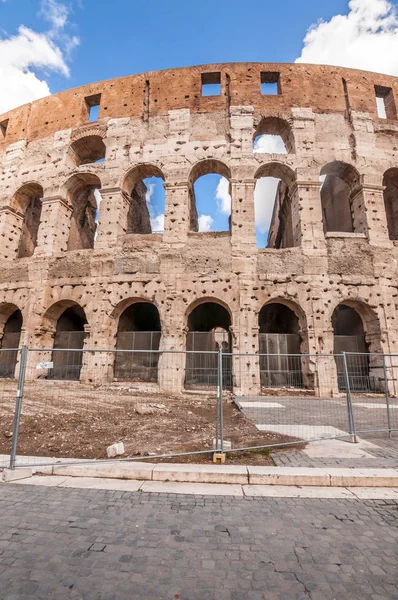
[0,347,21,468]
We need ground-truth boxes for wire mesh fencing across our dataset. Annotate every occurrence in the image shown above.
[2,347,397,470]
[0,347,22,468]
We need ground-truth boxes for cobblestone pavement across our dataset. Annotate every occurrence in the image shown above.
[0,484,397,599]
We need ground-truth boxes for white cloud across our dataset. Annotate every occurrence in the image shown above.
[253,135,288,154]
[0,1,78,114]
[254,177,280,234]
[215,177,231,215]
[198,214,213,232]
[151,213,165,233]
[296,0,398,76]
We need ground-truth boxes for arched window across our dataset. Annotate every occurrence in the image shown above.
[188,160,231,233]
[258,302,302,388]
[0,306,22,378]
[69,135,106,166]
[114,302,161,382]
[383,168,398,240]
[50,304,87,381]
[123,165,165,234]
[14,183,43,258]
[254,163,296,248]
[65,174,102,250]
[320,162,363,234]
[253,117,294,154]
[332,303,381,392]
[185,301,232,389]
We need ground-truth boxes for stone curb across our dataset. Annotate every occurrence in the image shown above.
[6,463,395,488]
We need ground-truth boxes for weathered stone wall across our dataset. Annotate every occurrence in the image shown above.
[0,62,398,394]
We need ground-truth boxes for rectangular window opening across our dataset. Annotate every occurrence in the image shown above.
[375,85,397,120]
[85,94,101,122]
[201,72,221,97]
[261,72,281,95]
[0,119,9,139]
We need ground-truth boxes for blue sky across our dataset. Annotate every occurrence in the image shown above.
[1,0,398,245]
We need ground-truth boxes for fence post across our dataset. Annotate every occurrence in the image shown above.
[342,352,358,444]
[216,348,224,453]
[9,345,28,470]
[382,354,392,438]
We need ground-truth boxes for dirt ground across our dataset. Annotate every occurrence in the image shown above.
[0,380,305,465]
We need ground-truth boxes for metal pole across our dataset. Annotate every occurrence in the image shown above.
[342,352,358,444]
[217,348,224,453]
[382,354,393,438]
[9,345,28,470]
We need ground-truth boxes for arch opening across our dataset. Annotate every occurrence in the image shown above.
[332,304,373,392]
[0,309,22,378]
[66,174,102,250]
[254,164,295,248]
[50,305,87,381]
[188,160,231,233]
[114,302,161,382]
[320,162,362,235]
[258,303,303,388]
[69,135,106,166]
[14,183,43,258]
[185,301,232,389]
[383,168,398,240]
[123,166,165,234]
[253,117,294,154]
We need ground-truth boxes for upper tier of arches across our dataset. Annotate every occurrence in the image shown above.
[1,63,398,149]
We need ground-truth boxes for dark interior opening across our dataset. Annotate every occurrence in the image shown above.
[51,306,87,381]
[332,304,371,392]
[114,303,161,381]
[258,303,302,389]
[0,309,22,378]
[186,302,232,389]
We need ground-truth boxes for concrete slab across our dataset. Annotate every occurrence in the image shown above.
[329,468,398,487]
[353,403,398,409]
[243,485,355,498]
[152,463,248,484]
[13,476,68,487]
[53,461,154,481]
[59,477,143,492]
[238,402,285,408]
[141,480,244,496]
[348,487,398,499]
[256,425,349,440]
[303,438,379,459]
[2,468,32,482]
[248,466,330,486]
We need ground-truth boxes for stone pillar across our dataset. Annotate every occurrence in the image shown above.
[163,182,190,244]
[95,187,130,250]
[35,196,72,255]
[158,328,185,394]
[231,297,260,396]
[291,181,326,250]
[0,207,23,259]
[230,179,257,251]
[359,182,392,247]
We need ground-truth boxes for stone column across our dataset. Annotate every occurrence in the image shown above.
[358,182,392,247]
[163,182,190,244]
[95,187,130,250]
[290,181,326,250]
[231,295,260,396]
[230,179,257,251]
[35,196,72,256]
[158,328,186,394]
[0,207,23,259]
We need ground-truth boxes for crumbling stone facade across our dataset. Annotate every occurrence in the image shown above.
[1,62,398,396]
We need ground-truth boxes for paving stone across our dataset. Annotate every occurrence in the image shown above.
[0,484,397,598]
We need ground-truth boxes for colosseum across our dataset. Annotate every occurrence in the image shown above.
[0,62,398,397]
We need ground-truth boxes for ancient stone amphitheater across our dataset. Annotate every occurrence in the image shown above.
[0,62,398,396]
